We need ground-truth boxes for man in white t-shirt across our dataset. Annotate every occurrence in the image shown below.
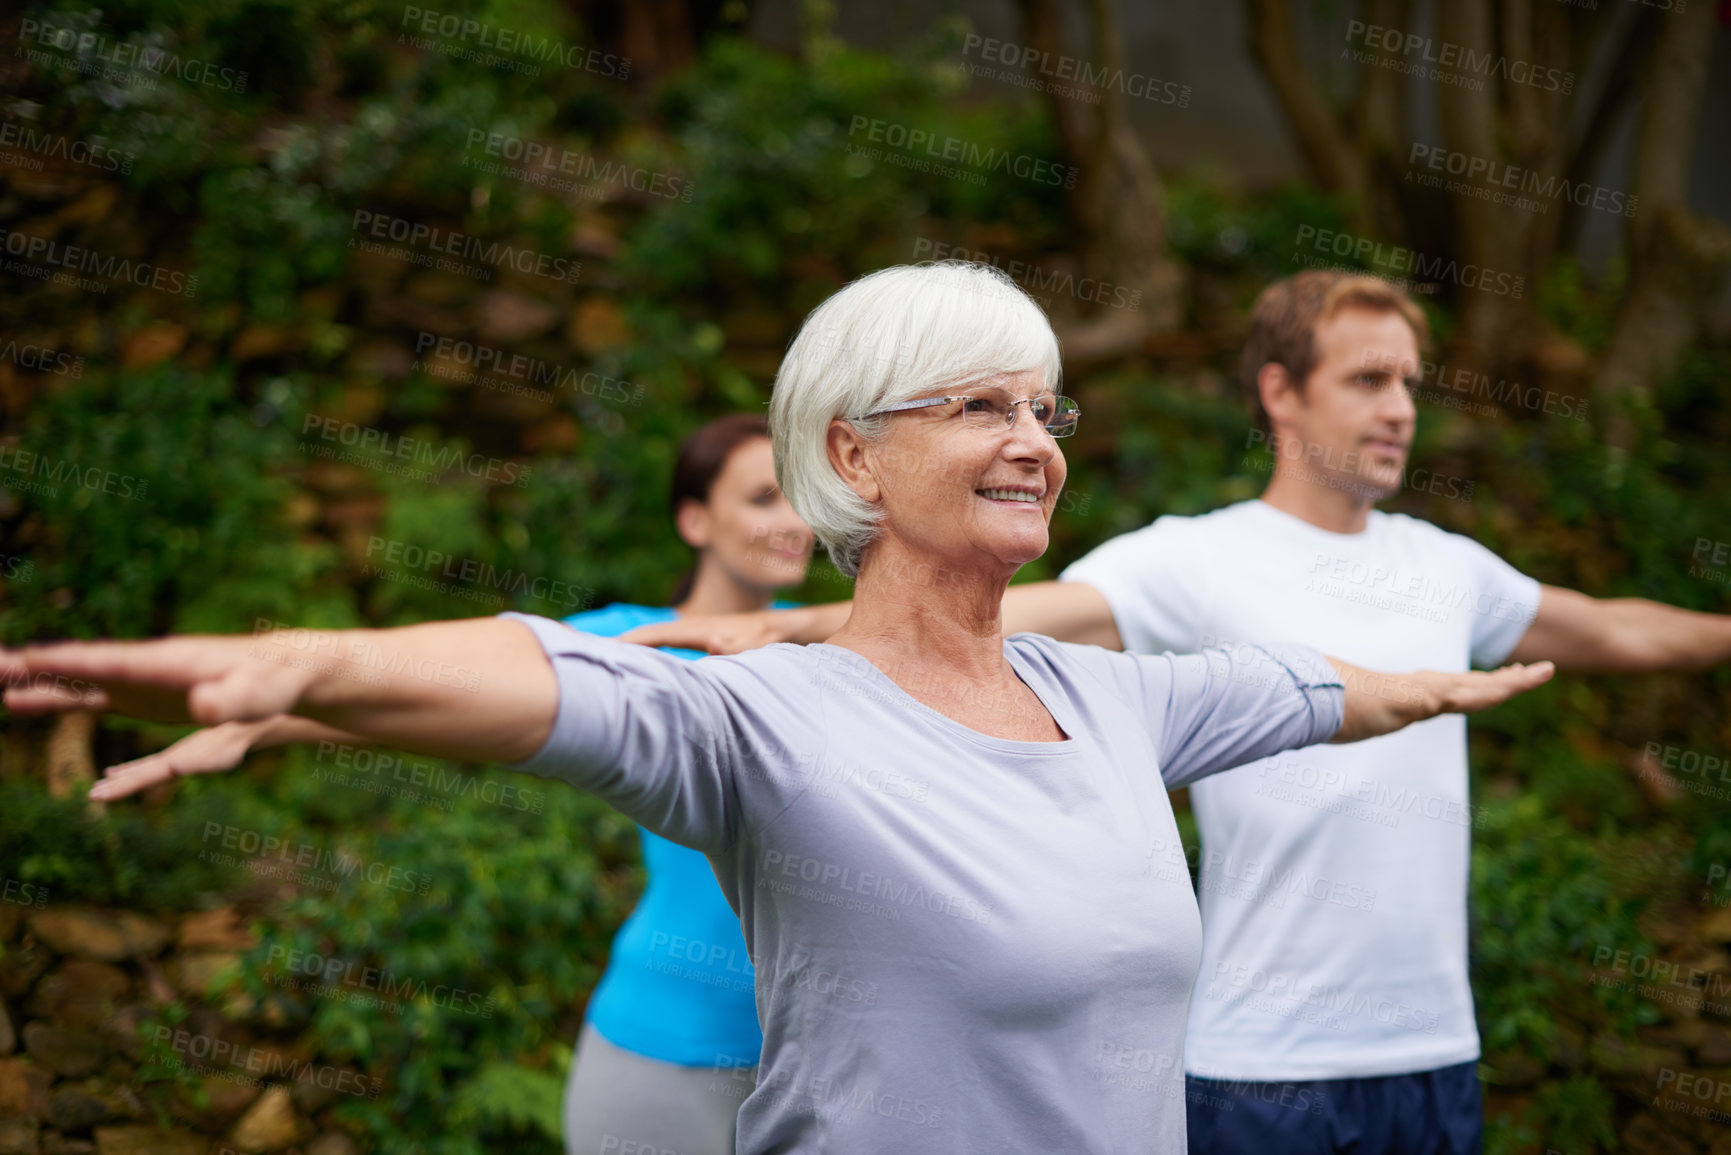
[625,269,1731,1153]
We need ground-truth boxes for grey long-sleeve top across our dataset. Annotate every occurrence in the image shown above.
[503,614,1345,1154]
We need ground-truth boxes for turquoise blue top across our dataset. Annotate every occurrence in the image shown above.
[563,602,790,1067]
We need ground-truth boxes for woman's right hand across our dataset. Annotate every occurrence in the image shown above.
[90,719,271,801]
[622,605,844,654]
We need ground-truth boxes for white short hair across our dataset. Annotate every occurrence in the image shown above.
[769,261,1063,578]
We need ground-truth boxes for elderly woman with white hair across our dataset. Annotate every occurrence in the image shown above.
[3,262,1551,1152]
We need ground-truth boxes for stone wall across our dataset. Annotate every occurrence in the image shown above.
[0,900,365,1155]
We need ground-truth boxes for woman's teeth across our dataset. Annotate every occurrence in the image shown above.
[978,489,1040,503]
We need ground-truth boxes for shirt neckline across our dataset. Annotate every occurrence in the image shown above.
[1250,498,1384,543]
[805,639,1083,756]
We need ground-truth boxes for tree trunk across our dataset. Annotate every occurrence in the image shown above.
[1593,0,1731,451]
[1015,0,1184,374]
[45,711,101,817]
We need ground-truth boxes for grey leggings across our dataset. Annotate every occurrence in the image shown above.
[562,1023,757,1155]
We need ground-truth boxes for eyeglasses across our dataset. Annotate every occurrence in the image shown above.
[857,387,1081,438]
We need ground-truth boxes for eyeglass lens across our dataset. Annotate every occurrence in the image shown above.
[957,388,1079,437]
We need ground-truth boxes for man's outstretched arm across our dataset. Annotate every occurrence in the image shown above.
[1506,585,1731,672]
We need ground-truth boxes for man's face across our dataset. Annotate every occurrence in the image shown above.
[1271,306,1419,501]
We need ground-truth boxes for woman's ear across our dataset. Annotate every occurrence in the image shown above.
[826,419,882,504]
[674,498,711,550]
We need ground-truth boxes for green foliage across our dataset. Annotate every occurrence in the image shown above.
[447,1052,571,1144]
[0,775,254,911]
[1470,795,1656,1054]
[0,367,344,641]
[206,742,640,1155]
[6,0,1731,1148]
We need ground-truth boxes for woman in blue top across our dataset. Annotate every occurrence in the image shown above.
[97,412,813,1155]
[557,413,812,1155]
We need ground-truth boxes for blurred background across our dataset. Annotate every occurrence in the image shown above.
[2,0,1730,1151]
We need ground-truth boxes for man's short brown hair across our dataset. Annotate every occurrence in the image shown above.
[1241,271,1430,430]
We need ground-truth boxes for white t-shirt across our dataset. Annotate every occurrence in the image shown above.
[1061,499,1543,1081]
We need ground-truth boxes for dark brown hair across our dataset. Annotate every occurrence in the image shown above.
[1241,271,1430,431]
[667,413,771,603]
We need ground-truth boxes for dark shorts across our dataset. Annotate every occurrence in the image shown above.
[1185,1060,1482,1155]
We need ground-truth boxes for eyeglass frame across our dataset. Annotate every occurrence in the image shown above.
[853,389,1081,437]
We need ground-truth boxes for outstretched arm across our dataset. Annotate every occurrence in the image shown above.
[87,715,364,801]
[2,619,557,766]
[1327,656,1555,744]
[1506,585,1731,672]
[9,617,744,853]
[1124,643,1554,789]
[620,580,1122,653]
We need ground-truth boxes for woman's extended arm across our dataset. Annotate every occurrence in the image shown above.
[87,715,363,801]
[2,619,557,766]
